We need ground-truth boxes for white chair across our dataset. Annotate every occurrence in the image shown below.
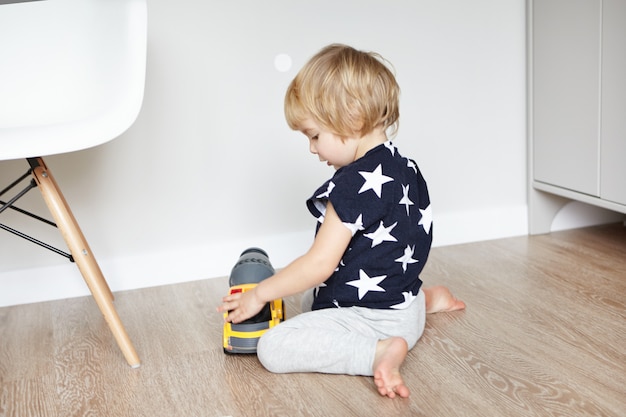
[0,0,147,368]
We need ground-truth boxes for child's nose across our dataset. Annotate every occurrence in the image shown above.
[309,140,317,154]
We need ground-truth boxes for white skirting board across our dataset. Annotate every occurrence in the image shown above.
[1,204,533,307]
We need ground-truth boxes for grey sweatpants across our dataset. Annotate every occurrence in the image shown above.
[257,289,426,376]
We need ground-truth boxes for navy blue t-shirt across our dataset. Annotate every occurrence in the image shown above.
[307,141,433,310]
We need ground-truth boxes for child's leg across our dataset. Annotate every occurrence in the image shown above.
[257,308,381,376]
[373,337,410,398]
[423,285,466,313]
[372,287,464,398]
[257,290,425,389]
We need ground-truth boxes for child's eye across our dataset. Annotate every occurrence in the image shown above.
[311,134,319,140]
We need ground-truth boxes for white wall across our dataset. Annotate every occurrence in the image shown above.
[0,0,529,306]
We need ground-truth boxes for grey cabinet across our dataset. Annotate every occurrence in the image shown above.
[529,0,626,233]
[601,0,626,206]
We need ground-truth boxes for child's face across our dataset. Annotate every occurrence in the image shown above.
[299,117,359,170]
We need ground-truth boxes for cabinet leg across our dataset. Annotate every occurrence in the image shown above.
[29,157,140,368]
[528,187,569,235]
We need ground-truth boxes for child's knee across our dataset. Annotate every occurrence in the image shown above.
[256,330,281,373]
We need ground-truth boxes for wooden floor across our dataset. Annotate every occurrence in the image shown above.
[1,224,625,417]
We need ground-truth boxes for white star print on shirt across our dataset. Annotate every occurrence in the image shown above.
[346,269,387,300]
[418,204,433,234]
[343,214,365,236]
[358,164,393,198]
[336,259,345,272]
[316,181,335,199]
[313,199,326,223]
[407,158,418,174]
[390,291,418,309]
[395,245,419,272]
[314,282,327,298]
[364,220,398,247]
[399,184,414,216]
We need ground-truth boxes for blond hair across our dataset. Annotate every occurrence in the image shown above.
[285,44,400,139]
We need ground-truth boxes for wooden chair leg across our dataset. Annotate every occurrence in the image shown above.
[29,157,141,368]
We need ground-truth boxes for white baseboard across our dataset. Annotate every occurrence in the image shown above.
[1,205,531,307]
[0,231,314,307]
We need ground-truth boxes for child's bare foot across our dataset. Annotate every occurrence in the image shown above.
[424,285,466,314]
[373,337,410,398]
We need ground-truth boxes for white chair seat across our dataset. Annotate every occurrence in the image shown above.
[0,0,147,160]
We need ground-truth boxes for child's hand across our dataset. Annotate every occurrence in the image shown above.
[217,287,266,324]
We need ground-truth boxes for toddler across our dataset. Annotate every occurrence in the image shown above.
[218,44,465,398]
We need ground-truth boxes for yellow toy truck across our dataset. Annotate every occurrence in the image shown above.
[222,248,284,354]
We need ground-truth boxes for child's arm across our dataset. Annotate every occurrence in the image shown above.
[217,201,352,324]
